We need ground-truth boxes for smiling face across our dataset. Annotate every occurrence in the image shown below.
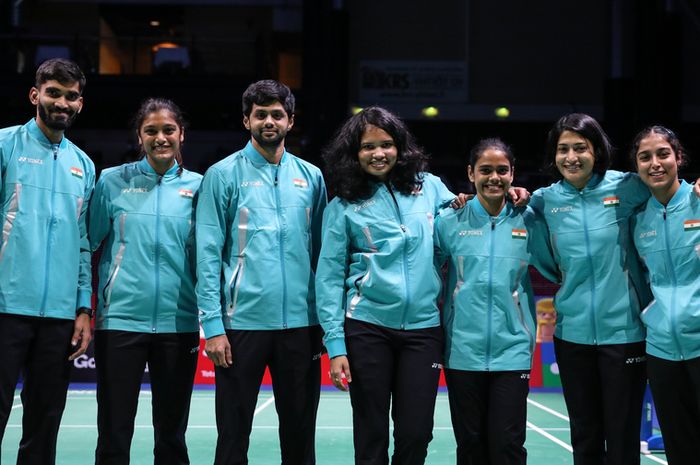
[138,109,184,174]
[635,131,681,204]
[30,79,83,135]
[555,130,595,189]
[243,101,293,151]
[357,124,398,181]
[468,147,513,215]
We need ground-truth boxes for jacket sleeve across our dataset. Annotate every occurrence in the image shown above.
[88,175,112,252]
[427,173,457,211]
[433,208,450,268]
[310,171,328,271]
[315,201,350,358]
[524,193,560,284]
[620,172,651,208]
[195,168,233,338]
[77,160,96,310]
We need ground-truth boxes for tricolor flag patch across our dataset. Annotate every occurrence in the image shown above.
[179,189,194,198]
[684,219,700,231]
[512,229,527,240]
[70,167,83,178]
[603,196,620,207]
[293,178,308,188]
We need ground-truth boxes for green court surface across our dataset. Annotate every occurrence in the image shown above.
[2,389,668,464]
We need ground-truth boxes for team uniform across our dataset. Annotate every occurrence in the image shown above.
[435,200,538,465]
[316,173,454,465]
[633,180,700,465]
[196,141,327,465]
[0,119,95,463]
[529,170,652,465]
[88,158,201,465]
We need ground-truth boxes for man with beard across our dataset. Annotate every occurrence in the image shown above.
[0,58,95,464]
[196,80,327,464]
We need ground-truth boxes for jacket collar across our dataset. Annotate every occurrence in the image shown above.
[649,179,691,211]
[470,196,510,220]
[560,172,603,194]
[137,157,180,179]
[25,118,69,150]
[242,141,287,166]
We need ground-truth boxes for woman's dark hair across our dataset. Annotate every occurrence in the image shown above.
[544,113,612,177]
[132,98,187,176]
[629,125,686,168]
[469,138,515,169]
[321,107,429,201]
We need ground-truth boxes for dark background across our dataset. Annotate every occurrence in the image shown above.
[2,0,699,193]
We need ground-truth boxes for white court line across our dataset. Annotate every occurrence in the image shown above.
[253,396,275,416]
[527,398,570,421]
[528,398,667,465]
[527,421,573,452]
[3,424,570,432]
[642,454,667,464]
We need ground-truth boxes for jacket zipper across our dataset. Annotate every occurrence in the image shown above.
[580,191,599,343]
[486,217,496,369]
[40,145,60,316]
[386,184,410,329]
[274,164,288,328]
[152,175,162,332]
[662,207,683,358]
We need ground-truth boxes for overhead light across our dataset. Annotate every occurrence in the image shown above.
[495,107,510,119]
[421,106,439,118]
[150,20,160,27]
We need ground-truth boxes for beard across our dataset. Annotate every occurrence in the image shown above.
[37,104,78,131]
[251,127,287,149]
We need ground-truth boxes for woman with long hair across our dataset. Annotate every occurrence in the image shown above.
[89,98,202,465]
[631,126,700,465]
[529,113,652,465]
[315,106,457,465]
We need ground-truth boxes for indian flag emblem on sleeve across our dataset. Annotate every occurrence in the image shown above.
[70,167,83,178]
[684,219,700,231]
[179,189,194,198]
[512,229,527,240]
[293,178,308,188]
[603,196,620,207]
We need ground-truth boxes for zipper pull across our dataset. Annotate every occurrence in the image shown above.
[663,207,666,221]
[52,144,59,160]
[491,217,496,230]
[157,175,163,185]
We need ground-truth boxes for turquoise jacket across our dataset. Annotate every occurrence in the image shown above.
[529,170,652,345]
[88,158,201,333]
[435,200,537,371]
[315,173,455,358]
[0,119,95,319]
[633,180,700,361]
[195,142,327,338]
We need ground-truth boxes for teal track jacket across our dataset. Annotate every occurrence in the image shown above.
[634,180,700,361]
[195,142,327,338]
[529,171,652,345]
[435,200,537,371]
[88,159,201,333]
[315,173,455,359]
[0,119,95,319]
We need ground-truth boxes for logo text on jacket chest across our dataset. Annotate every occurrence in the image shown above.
[240,180,264,188]
[353,199,376,212]
[638,229,656,239]
[458,230,483,237]
[18,156,43,165]
[550,206,574,214]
